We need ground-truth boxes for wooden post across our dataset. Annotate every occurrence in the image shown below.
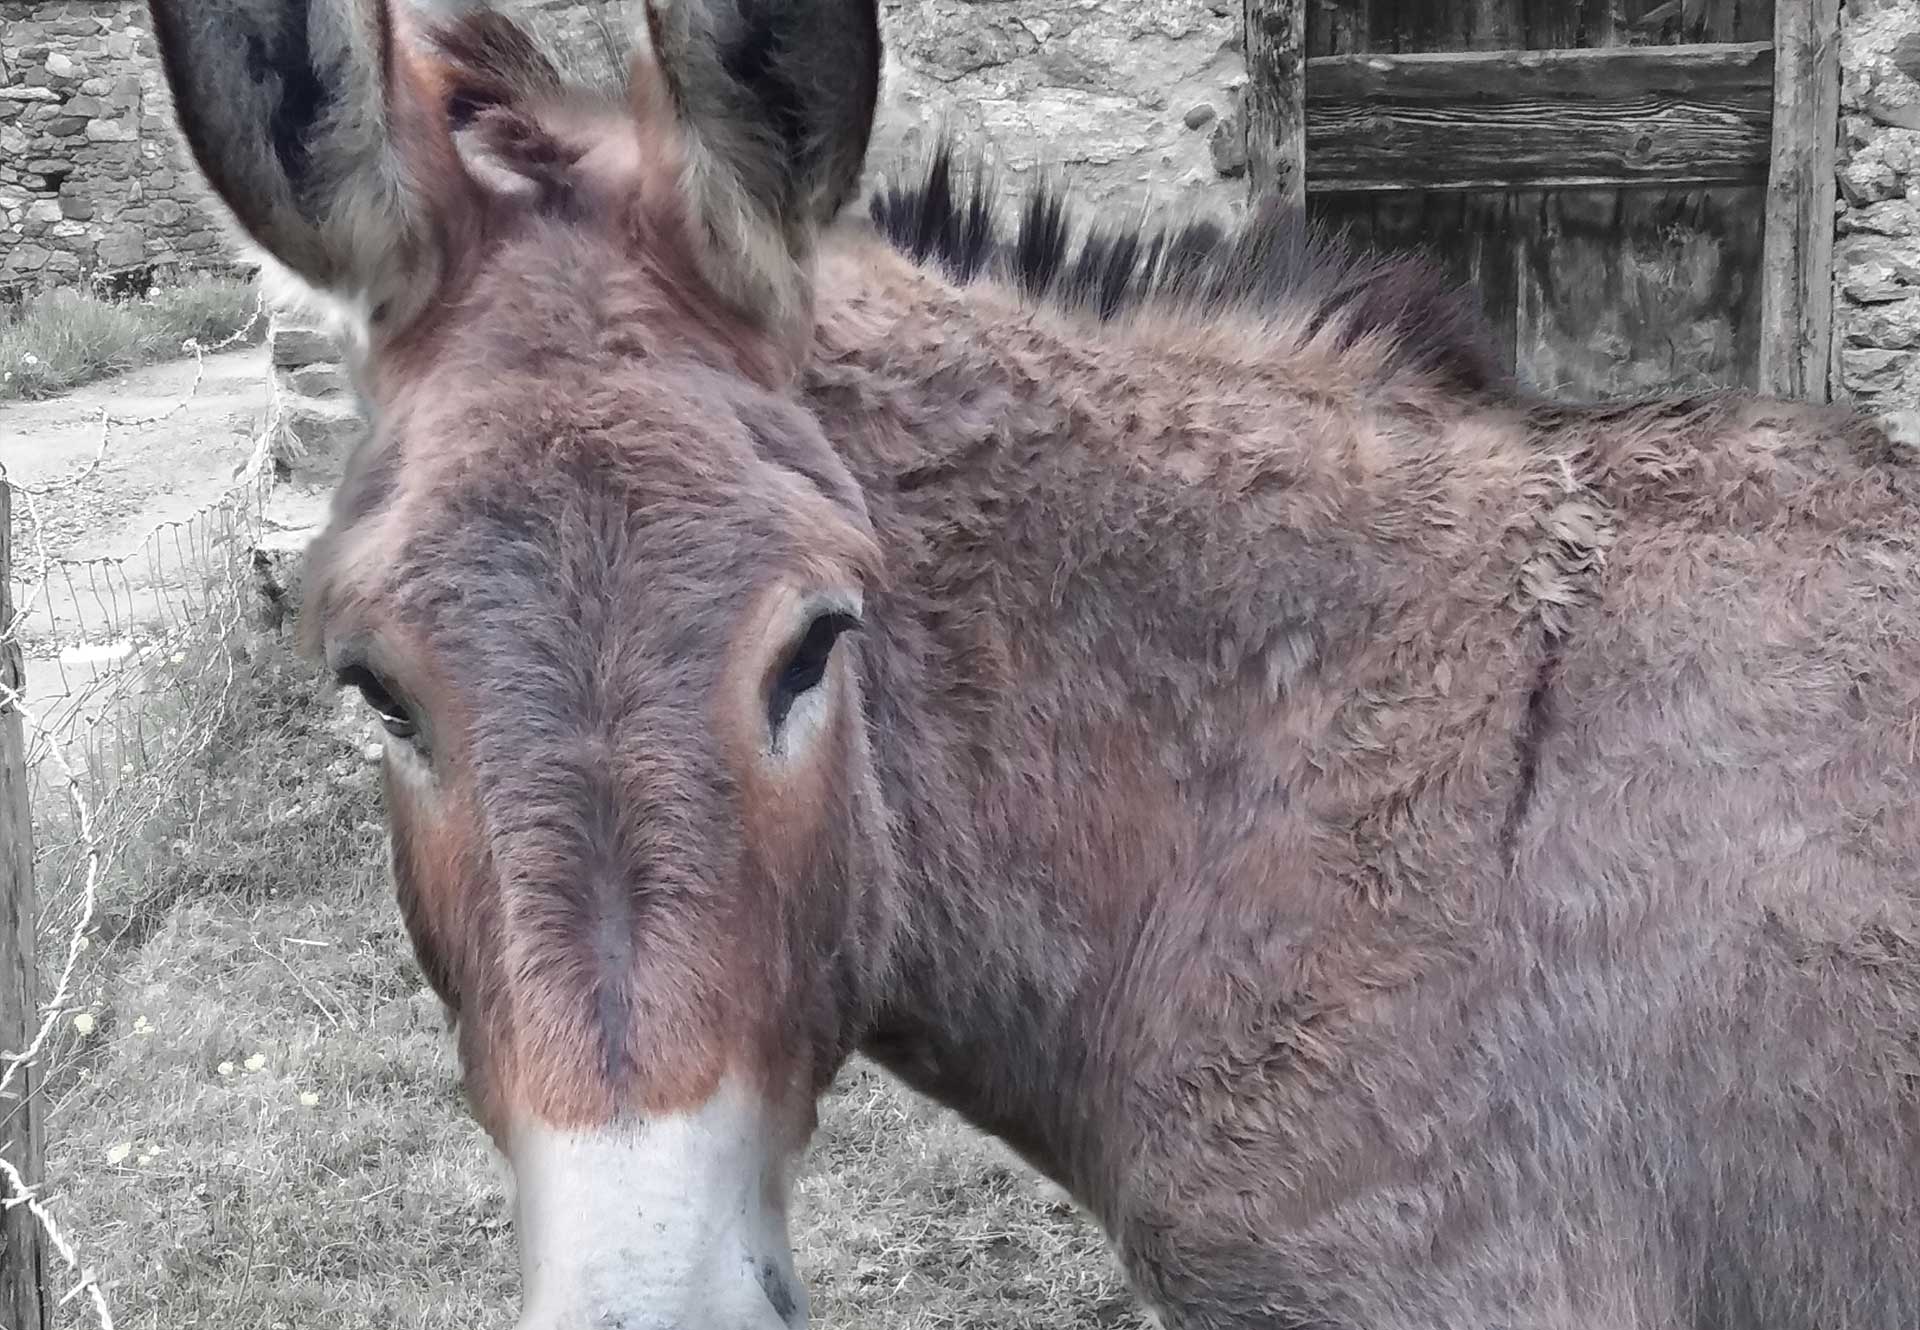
[0,477,49,1330]
[1758,0,1841,402]
[1244,0,1308,206]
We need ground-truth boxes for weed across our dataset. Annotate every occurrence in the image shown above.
[0,275,262,403]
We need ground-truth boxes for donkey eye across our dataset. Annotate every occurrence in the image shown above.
[339,665,419,741]
[768,611,860,735]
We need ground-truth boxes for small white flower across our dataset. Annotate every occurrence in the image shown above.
[243,1053,266,1072]
[216,1061,235,1077]
[298,1091,319,1108]
[71,1013,95,1035]
[105,1142,132,1165]
[20,353,39,366]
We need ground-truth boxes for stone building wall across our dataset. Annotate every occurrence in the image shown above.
[870,0,1245,217]
[0,1,229,290]
[1835,0,1920,445]
[478,0,1251,216]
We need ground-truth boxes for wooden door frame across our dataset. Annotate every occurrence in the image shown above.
[1242,0,1843,402]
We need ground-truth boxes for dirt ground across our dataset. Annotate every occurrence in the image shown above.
[1,346,268,741]
[1,346,267,567]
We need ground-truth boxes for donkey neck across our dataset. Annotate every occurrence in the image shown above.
[801,241,1575,1208]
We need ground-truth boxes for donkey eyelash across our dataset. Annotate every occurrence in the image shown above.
[767,611,861,735]
[337,664,421,742]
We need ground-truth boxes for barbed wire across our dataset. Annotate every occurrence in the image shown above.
[1,294,283,1330]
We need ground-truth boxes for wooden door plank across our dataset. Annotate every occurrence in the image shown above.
[1245,0,1308,204]
[1311,41,1774,99]
[1515,185,1764,397]
[1306,43,1775,192]
[1304,0,1769,400]
[1757,0,1840,401]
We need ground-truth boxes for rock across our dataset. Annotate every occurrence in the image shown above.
[97,229,146,267]
[1184,102,1217,130]
[273,393,367,485]
[4,244,51,272]
[270,323,343,368]
[1844,278,1912,303]
[1845,200,1920,237]
[1208,114,1247,178]
[285,361,352,398]
[1851,307,1920,350]
[1840,154,1902,205]
[1841,346,1908,392]
[83,116,138,143]
[250,488,332,626]
[1885,409,1920,450]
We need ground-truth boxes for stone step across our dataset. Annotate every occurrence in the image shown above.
[268,320,344,369]
[270,387,365,487]
[249,488,332,629]
[280,360,353,399]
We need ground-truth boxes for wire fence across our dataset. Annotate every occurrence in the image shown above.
[2,303,278,1329]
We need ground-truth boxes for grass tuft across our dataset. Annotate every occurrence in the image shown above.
[0,274,262,402]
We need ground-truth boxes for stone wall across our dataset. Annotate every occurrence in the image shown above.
[871,0,1245,217]
[0,1,229,290]
[1835,0,1920,445]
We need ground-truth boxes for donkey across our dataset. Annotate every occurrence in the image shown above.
[150,0,1920,1326]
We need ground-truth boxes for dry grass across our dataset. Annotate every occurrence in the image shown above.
[32,632,1146,1329]
[0,274,262,402]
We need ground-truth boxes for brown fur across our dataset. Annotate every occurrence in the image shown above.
[157,3,1920,1325]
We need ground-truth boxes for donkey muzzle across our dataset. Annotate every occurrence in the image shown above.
[509,1079,807,1330]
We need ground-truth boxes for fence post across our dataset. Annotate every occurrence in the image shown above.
[1243,0,1307,207]
[0,477,50,1330]
[1758,0,1842,402]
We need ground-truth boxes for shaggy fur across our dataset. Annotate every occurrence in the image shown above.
[152,2,1920,1327]
[869,145,1511,395]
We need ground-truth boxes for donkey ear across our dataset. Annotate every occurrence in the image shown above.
[148,0,458,323]
[645,0,880,295]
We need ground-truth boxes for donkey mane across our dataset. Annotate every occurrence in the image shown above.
[869,146,1513,397]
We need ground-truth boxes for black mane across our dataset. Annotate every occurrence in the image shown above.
[869,146,1511,397]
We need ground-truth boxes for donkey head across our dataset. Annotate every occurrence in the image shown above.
[150,0,889,1325]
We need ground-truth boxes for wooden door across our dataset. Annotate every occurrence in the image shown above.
[1242,0,1840,403]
